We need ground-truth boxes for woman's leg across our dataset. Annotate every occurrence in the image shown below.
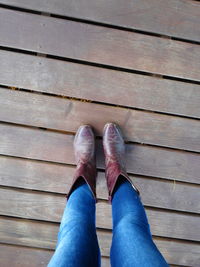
[48,180,101,267]
[110,177,169,267]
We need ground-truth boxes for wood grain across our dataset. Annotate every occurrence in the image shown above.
[1,217,200,266]
[1,8,200,81]
[1,51,200,119]
[0,0,200,42]
[0,244,110,267]
[0,156,199,214]
[0,244,188,267]
[0,187,199,242]
[0,124,199,184]
[0,244,53,267]
[1,88,200,152]
[0,2,199,265]
[0,216,110,256]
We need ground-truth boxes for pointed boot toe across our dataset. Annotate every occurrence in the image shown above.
[67,125,97,200]
[103,123,139,202]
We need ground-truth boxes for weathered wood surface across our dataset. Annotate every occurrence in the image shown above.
[0,216,110,255]
[1,51,200,119]
[0,156,199,214]
[0,244,110,267]
[0,124,199,184]
[0,187,199,242]
[1,9,200,81]
[0,1,199,266]
[0,244,53,267]
[0,245,110,267]
[0,244,190,267]
[0,0,200,42]
[1,88,200,152]
[1,217,200,266]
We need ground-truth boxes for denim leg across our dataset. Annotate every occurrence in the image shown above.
[48,180,101,267]
[111,178,169,267]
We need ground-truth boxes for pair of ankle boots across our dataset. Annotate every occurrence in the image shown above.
[68,123,139,202]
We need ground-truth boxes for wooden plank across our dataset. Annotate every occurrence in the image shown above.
[154,238,200,267]
[0,124,199,184]
[0,156,199,214]
[0,0,200,42]
[0,216,110,256]
[97,202,200,242]
[1,217,200,266]
[0,244,53,267]
[0,244,110,267]
[1,9,200,81]
[0,187,199,242]
[1,88,200,152]
[1,51,200,119]
[0,245,183,267]
[0,247,191,267]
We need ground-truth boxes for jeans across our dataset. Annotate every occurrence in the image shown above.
[48,179,168,267]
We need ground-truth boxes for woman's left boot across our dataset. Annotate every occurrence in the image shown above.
[103,123,139,202]
[67,125,97,201]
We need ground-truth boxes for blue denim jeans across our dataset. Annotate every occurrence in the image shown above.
[48,180,168,267]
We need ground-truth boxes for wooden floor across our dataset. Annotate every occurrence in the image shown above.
[0,0,200,266]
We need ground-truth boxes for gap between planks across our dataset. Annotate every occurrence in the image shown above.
[1,44,200,86]
[0,155,200,214]
[0,216,199,266]
[0,123,200,184]
[0,88,200,153]
[0,0,200,45]
[1,8,200,81]
[0,187,200,242]
[1,50,200,120]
